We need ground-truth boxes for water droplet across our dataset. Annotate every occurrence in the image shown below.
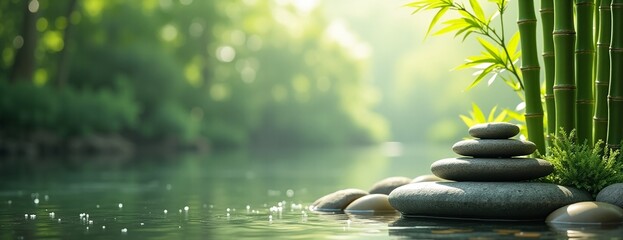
[184,206,189,211]
[34,198,39,205]
[96,205,100,208]
[166,184,172,191]
[86,226,89,230]
[179,209,182,213]
[30,214,36,220]
[121,228,128,233]
[49,212,55,218]
[286,189,294,197]
[24,214,28,219]
[227,213,230,217]
[202,204,207,208]
[44,195,49,201]
[118,203,123,209]
[226,208,230,212]
[209,205,214,209]
[88,220,93,225]
[102,226,106,229]
[58,218,61,223]
[8,200,12,205]
[140,223,144,226]
[164,209,168,214]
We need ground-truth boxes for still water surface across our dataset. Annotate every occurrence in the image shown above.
[1,144,623,239]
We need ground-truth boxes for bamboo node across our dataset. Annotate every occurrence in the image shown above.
[611,47,623,53]
[552,30,576,35]
[612,3,623,8]
[593,117,607,123]
[520,66,540,71]
[607,96,623,101]
[576,99,595,104]
[597,43,610,47]
[576,1,594,6]
[524,113,544,118]
[517,19,537,25]
[575,50,595,54]
[595,81,609,86]
[539,8,554,13]
[542,52,554,57]
[544,94,554,99]
[553,85,576,90]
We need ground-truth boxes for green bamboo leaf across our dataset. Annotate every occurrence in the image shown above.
[477,37,504,63]
[467,64,496,90]
[434,18,469,36]
[493,109,508,122]
[426,7,449,37]
[469,0,485,21]
[507,31,521,54]
[460,114,476,127]
[471,103,486,123]
[487,105,498,122]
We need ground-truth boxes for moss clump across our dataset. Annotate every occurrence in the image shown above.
[543,130,623,196]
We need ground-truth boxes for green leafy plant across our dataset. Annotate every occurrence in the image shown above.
[543,129,623,196]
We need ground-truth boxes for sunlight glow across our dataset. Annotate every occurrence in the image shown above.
[216,46,236,63]
[161,24,178,42]
[325,20,370,59]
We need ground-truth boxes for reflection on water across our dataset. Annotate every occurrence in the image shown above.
[1,144,623,239]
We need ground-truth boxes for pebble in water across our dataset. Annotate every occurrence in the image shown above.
[286,189,294,198]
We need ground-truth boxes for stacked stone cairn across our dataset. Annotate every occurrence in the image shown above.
[388,122,593,220]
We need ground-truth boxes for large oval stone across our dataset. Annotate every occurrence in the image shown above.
[311,188,368,212]
[388,182,592,220]
[369,176,412,195]
[469,122,520,139]
[344,194,397,214]
[596,183,623,208]
[430,158,553,181]
[452,139,536,157]
[546,202,623,225]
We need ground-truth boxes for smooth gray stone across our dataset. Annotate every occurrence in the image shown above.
[369,176,412,195]
[469,122,520,139]
[597,183,623,208]
[430,157,553,181]
[311,189,368,212]
[388,182,592,220]
[411,174,451,183]
[546,202,623,225]
[452,139,536,157]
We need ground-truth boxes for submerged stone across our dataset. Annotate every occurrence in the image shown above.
[430,157,553,181]
[311,189,368,212]
[596,183,623,209]
[411,174,451,183]
[452,139,536,157]
[468,122,520,139]
[369,176,412,195]
[344,194,396,214]
[388,182,592,220]
[546,202,623,225]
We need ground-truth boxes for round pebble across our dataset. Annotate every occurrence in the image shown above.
[546,202,623,225]
[597,183,623,209]
[411,174,450,183]
[344,194,396,214]
[468,122,520,139]
[369,177,412,195]
[311,189,368,212]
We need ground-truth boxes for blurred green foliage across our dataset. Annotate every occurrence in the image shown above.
[0,0,387,150]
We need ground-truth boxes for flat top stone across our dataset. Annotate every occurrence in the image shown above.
[389,182,592,220]
[452,139,536,157]
[469,122,520,139]
[430,157,553,181]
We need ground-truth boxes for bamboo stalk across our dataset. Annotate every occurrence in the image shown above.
[607,0,623,149]
[553,0,576,136]
[518,0,545,154]
[595,0,612,144]
[540,0,555,147]
[576,0,596,145]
